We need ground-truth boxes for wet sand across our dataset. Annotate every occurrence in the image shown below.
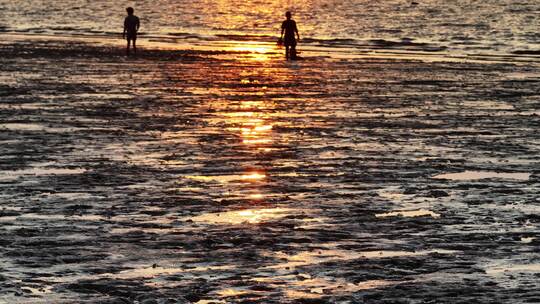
[0,38,539,303]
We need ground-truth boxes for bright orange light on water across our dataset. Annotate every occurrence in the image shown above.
[241,172,266,180]
[254,125,272,132]
[222,111,256,117]
[249,193,264,200]
[239,101,264,109]
[190,208,293,225]
[232,46,269,54]
[241,124,272,135]
[230,42,274,61]
[243,138,272,145]
[241,121,273,145]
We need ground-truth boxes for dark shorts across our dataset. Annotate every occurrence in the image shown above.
[126,32,137,41]
[284,36,296,47]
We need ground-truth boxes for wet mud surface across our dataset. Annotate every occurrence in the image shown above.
[0,40,539,303]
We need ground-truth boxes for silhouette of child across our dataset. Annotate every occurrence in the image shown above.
[123,7,140,55]
[280,11,300,60]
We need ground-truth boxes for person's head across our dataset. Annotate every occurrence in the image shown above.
[286,11,292,19]
[126,7,134,15]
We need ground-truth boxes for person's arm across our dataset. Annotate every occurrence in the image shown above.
[123,18,127,38]
[295,21,299,40]
[280,22,285,39]
[136,18,140,32]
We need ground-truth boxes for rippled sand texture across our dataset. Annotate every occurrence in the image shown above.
[1,41,539,303]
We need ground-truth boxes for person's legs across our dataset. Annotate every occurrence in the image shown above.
[290,43,297,60]
[132,37,137,55]
[285,45,290,60]
[126,39,131,55]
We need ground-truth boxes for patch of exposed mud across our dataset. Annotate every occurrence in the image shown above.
[1,39,539,303]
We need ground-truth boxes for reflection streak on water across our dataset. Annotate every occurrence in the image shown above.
[0,164,87,181]
[230,43,275,61]
[217,288,251,298]
[184,172,266,183]
[267,248,458,270]
[114,265,236,280]
[251,273,397,299]
[376,209,441,218]
[285,277,395,299]
[189,208,294,225]
[193,93,281,201]
[486,263,540,275]
[433,171,530,181]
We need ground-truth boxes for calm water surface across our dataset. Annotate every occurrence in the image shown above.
[0,0,538,54]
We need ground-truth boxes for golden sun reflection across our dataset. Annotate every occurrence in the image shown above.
[248,193,264,200]
[238,101,263,108]
[200,94,279,201]
[232,46,269,54]
[185,172,265,183]
[217,288,250,297]
[230,42,275,61]
[243,138,272,145]
[218,102,275,148]
[241,172,266,180]
[222,111,256,117]
[189,208,293,225]
[254,125,273,132]
[239,118,273,147]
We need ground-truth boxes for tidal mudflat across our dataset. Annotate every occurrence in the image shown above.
[0,38,539,303]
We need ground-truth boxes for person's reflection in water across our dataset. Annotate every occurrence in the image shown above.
[280,11,300,60]
[123,7,140,56]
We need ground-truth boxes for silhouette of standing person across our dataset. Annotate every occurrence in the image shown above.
[123,7,140,56]
[280,11,300,60]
